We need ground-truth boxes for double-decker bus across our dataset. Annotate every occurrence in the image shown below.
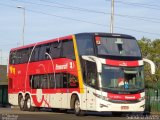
[8,33,155,115]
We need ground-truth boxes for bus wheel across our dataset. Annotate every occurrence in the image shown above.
[24,95,35,111]
[18,94,25,111]
[74,97,84,116]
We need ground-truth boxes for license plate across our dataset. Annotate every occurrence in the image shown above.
[121,106,129,110]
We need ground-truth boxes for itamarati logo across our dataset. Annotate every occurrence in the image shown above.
[56,63,68,70]
[55,62,74,70]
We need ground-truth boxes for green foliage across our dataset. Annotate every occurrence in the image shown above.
[138,38,160,88]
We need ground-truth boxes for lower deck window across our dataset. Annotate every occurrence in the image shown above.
[30,73,79,89]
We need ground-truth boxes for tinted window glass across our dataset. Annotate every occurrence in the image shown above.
[76,34,94,55]
[15,51,21,64]
[9,51,17,64]
[82,60,97,88]
[39,44,50,61]
[20,49,29,63]
[68,74,79,88]
[49,74,55,88]
[40,75,49,89]
[30,75,40,89]
[62,40,75,59]
[97,37,141,57]
[101,65,144,92]
[30,73,78,89]
[10,48,32,64]
[30,74,49,89]
[50,41,62,58]
[55,74,62,88]
[30,46,40,62]
[62,74,68,88]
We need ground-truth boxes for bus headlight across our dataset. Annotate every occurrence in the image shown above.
[138,97,145,101]
[101,96,109,101]
[93,93,109,101]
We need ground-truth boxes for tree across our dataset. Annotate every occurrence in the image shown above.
[138,38,160,88]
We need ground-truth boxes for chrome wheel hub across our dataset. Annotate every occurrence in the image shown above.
[20,98,24,108]
[27,98,31,109]
[75,100,80,113]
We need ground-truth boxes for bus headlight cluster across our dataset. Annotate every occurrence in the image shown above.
[93,93,109,101]
[138,97,145,101]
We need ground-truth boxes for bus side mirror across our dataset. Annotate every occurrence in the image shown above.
[143,58,155,74]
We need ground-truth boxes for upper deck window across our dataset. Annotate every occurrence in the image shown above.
[61,40,75,59]
[76,35,94,55]
[96,37,141,57]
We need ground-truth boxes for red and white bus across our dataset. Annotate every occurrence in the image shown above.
[8,33,155,115]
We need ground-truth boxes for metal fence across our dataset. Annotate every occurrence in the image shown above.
[145,89,160,113]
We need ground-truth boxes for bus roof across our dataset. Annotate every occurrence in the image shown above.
[75,32,136,39]
[11,35,72,51]
[10,32,136,52]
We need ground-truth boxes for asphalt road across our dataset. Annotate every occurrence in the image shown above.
[0,107,159,120]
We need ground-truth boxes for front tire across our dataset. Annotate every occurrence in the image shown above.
[74,97,84,116]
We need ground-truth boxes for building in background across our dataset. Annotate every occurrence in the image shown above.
[0,65,8,107]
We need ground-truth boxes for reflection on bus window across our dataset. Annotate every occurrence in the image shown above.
[69,75,78,88]
[82,60,98,88]
[29,73,79,89]
[97,37,141,57]
[101,65,144,92]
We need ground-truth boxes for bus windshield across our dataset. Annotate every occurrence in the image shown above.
[96,37,141,57]
[101,65,144,92]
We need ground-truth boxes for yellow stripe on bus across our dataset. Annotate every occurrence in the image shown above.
[72,35,84,93]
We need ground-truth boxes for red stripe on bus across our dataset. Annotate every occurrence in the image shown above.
[107,93,141,100]
[106,59,139,67]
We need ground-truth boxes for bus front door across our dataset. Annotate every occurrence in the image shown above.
[85,60,97,111]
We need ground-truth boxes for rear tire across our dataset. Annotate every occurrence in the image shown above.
[74,97,84,116]
[24,95,35,111]
[18,95,25,111]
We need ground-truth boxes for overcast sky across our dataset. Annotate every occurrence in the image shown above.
[0,0,160,65]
